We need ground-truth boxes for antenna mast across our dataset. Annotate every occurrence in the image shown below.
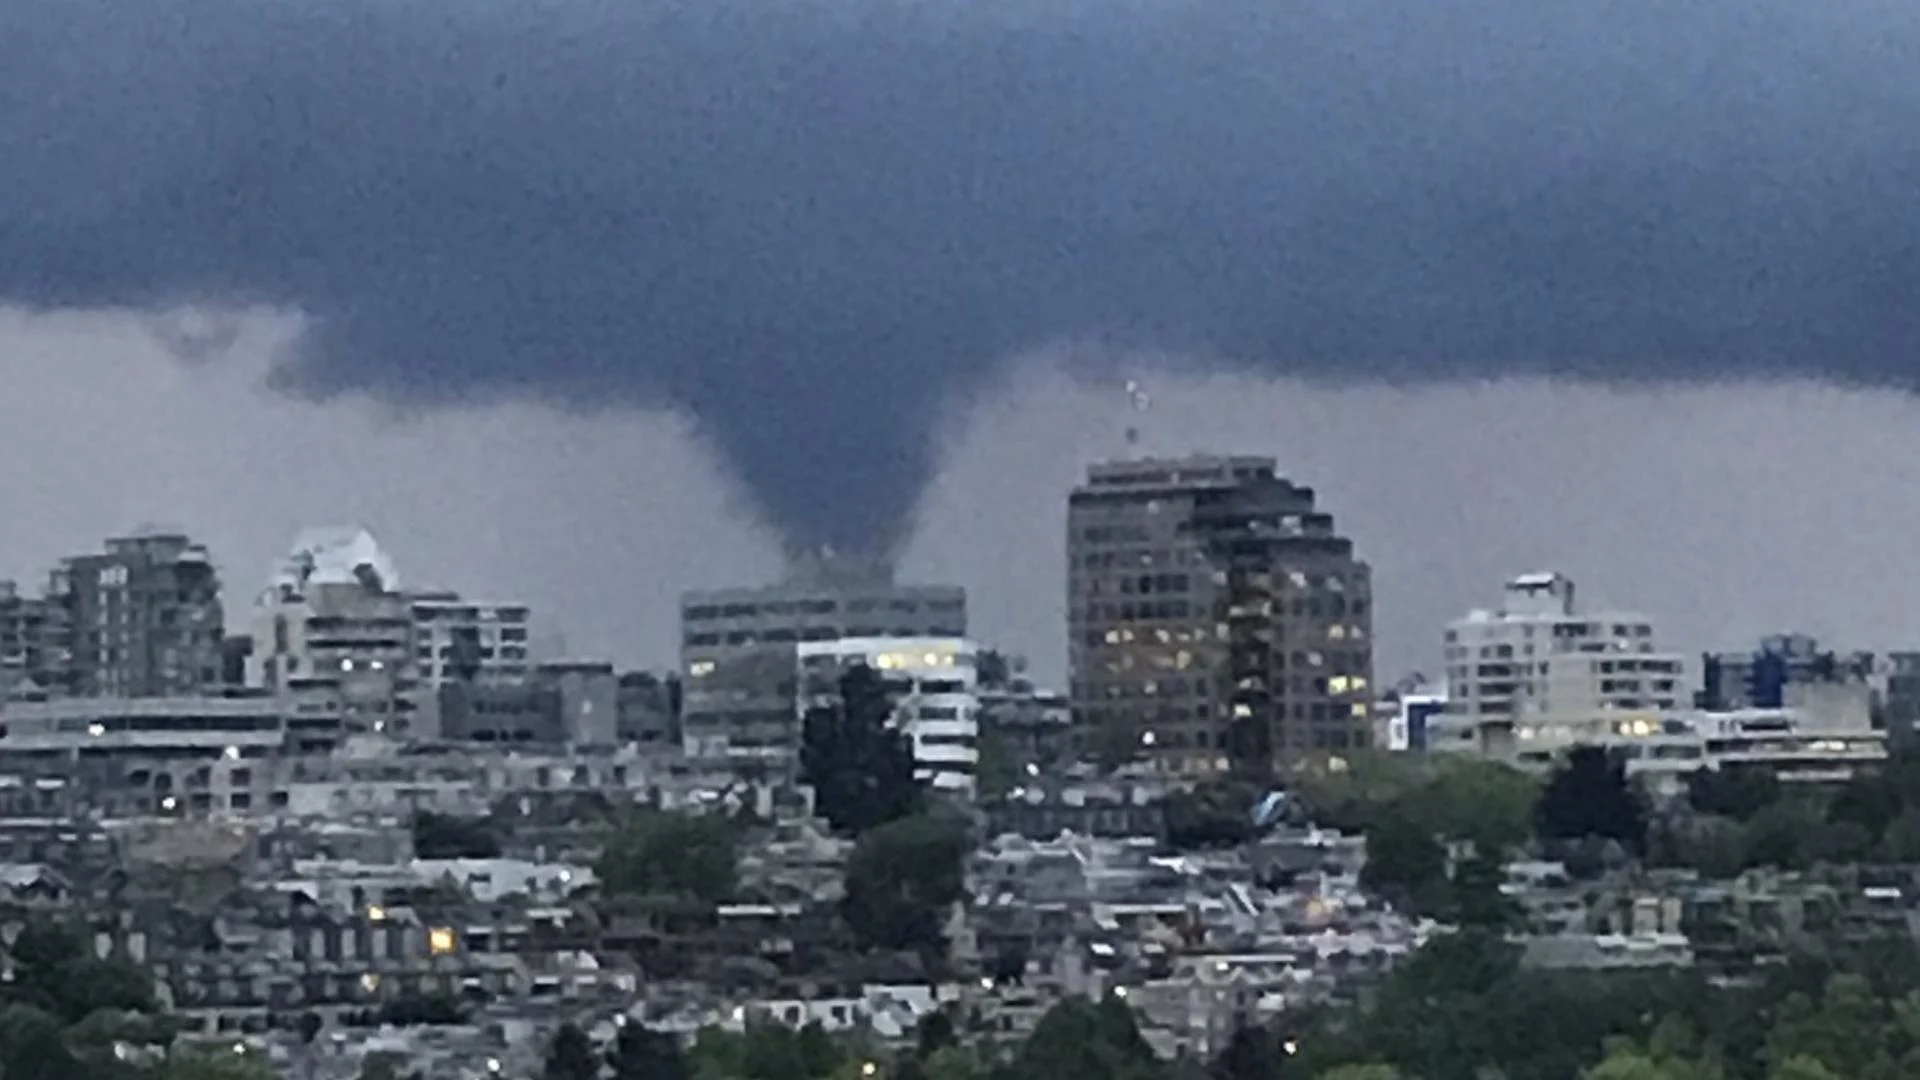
[1124,379,1151,450]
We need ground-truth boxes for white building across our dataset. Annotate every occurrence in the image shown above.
[250,528,420,749]
[1431,573,1687,760]
[409,592,534,689]
[797,637,981,796]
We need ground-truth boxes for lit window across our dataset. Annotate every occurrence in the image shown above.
[428,927,457,955]
[688,660,716,678]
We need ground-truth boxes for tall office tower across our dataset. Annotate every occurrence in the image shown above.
[409,592,534,689]
[1067,456,1374,776]
[50,531,226,698]
[250,528,420,751]
[679,554,967,765]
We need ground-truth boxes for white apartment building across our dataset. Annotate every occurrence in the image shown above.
[1430,573,1686,760]
[251,528,420,749]
[410,592,533,688]
[797,637,981,796]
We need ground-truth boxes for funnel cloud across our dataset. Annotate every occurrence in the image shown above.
[3,0,1918,549]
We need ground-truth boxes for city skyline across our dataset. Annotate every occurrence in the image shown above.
[7,310,1920,687]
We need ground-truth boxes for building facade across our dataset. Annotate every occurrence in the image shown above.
[250,529,420,751]
[797,637,982,796]
[679,557,966,766]
[410,593,534,689]
[49,531,226,698]
[1067,456,1374,776]
[1430,573,1687,760]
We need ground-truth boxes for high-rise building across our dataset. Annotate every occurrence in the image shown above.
[249,528,420,751]
[797,636,982,797]
[1429,572,1687,761]
[1067,456,1374,776]
[409,592,534,689]
[50,531,225,698]
[0,580,66,700]
[679,555,967,765]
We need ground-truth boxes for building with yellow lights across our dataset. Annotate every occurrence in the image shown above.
[797,636,982,796]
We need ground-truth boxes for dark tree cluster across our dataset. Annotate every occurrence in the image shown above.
[800,663,922,836]
[411,812,503,859]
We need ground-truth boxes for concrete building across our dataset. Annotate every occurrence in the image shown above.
[250,528,420,751]
[47,531,227,698]
[0,581,65,700]
[797,636,982,796]
[410,593,534,689]
[429,661,619,748]
[1697,634,1875,712]
[679,557,966,765]
[1067,456,1374,776]
[1430,573,1687,760]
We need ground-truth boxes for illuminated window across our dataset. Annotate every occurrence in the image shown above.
[1327,676,1351,694]
[689,660,716,678]
[428,927,457,955]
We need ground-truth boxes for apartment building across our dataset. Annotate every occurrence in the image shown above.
[251,528,420,751]
[1430,572,1687,759]
[1067,456,1373,776]
[50,530,226,697]
[410,592,534,689]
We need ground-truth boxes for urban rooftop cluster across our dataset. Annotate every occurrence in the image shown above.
[0,456,1915,1080]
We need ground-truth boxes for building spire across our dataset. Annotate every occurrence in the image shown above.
[1123,378,1151,451]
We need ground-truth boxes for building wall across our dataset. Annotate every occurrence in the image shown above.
[1067,456,1374,775]
[797,636,982,795]
[1433,573,1687,759]
[678,563,966,766]
[409,593,533,689]
[52,532,225,698]
[252,580,420,750]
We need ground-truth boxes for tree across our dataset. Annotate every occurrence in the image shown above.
[1017,997,1165,1080]
[801,663,921,835]
[1445,849,1521,931]
[1686,768,1781,821]
[160,1047,281,1080]
[598,809,738,905]
[1536,747,1646,854]
[1318,1068,1403,1080]
[608,1022,687,1080]
[544,1022,600,1080]
[412,812,502,859]
[1358,811,1448,916]
[1163,782,1259,851]
[842,813,971,959]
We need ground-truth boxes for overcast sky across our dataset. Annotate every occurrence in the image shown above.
[8,305,1920,684]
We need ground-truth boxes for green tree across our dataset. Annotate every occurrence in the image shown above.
[801,664,922,835]
[411,812,502,858]
[1163,782,1259,851]
[608,1022,688,1080]
[0,1003,80,1080]
[1536,747,1646,855]
[159,1047,281,1080]
[1445,849,1521,931]
[1318,1067,1404,1080]
[1358,811,1448,916]
[843,813,971,959]
[598,808,738,905]
[1016,997,1164,1080]
[544,1022,600,1080]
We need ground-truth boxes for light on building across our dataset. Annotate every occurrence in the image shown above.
[1112,986,1128,999]
[428,927,456,955]
[341,658,355,671]
[367,905,388,922]
[689,660,716,678]
[360,973,380,992]
[86,723,105,738]
[487,1060,503,1075]
[1140,731,1156,747]
[160,796,178,812]
[861,1063,878,1078]
[1282,1039,1299,1056]
[223,745,241,761]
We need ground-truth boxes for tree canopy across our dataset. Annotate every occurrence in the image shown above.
[801,663,922,836]
[842,812,972,960]
[597,808,739,905]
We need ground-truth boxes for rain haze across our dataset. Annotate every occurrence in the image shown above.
[3,0,1920,677]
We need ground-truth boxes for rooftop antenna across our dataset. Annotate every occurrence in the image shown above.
[1123,378,1151,451]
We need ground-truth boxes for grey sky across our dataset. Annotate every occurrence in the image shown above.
[5,0,1920,555]
[7,308,1920,685]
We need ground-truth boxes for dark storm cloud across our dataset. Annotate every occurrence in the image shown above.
[4,0,1918,549]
